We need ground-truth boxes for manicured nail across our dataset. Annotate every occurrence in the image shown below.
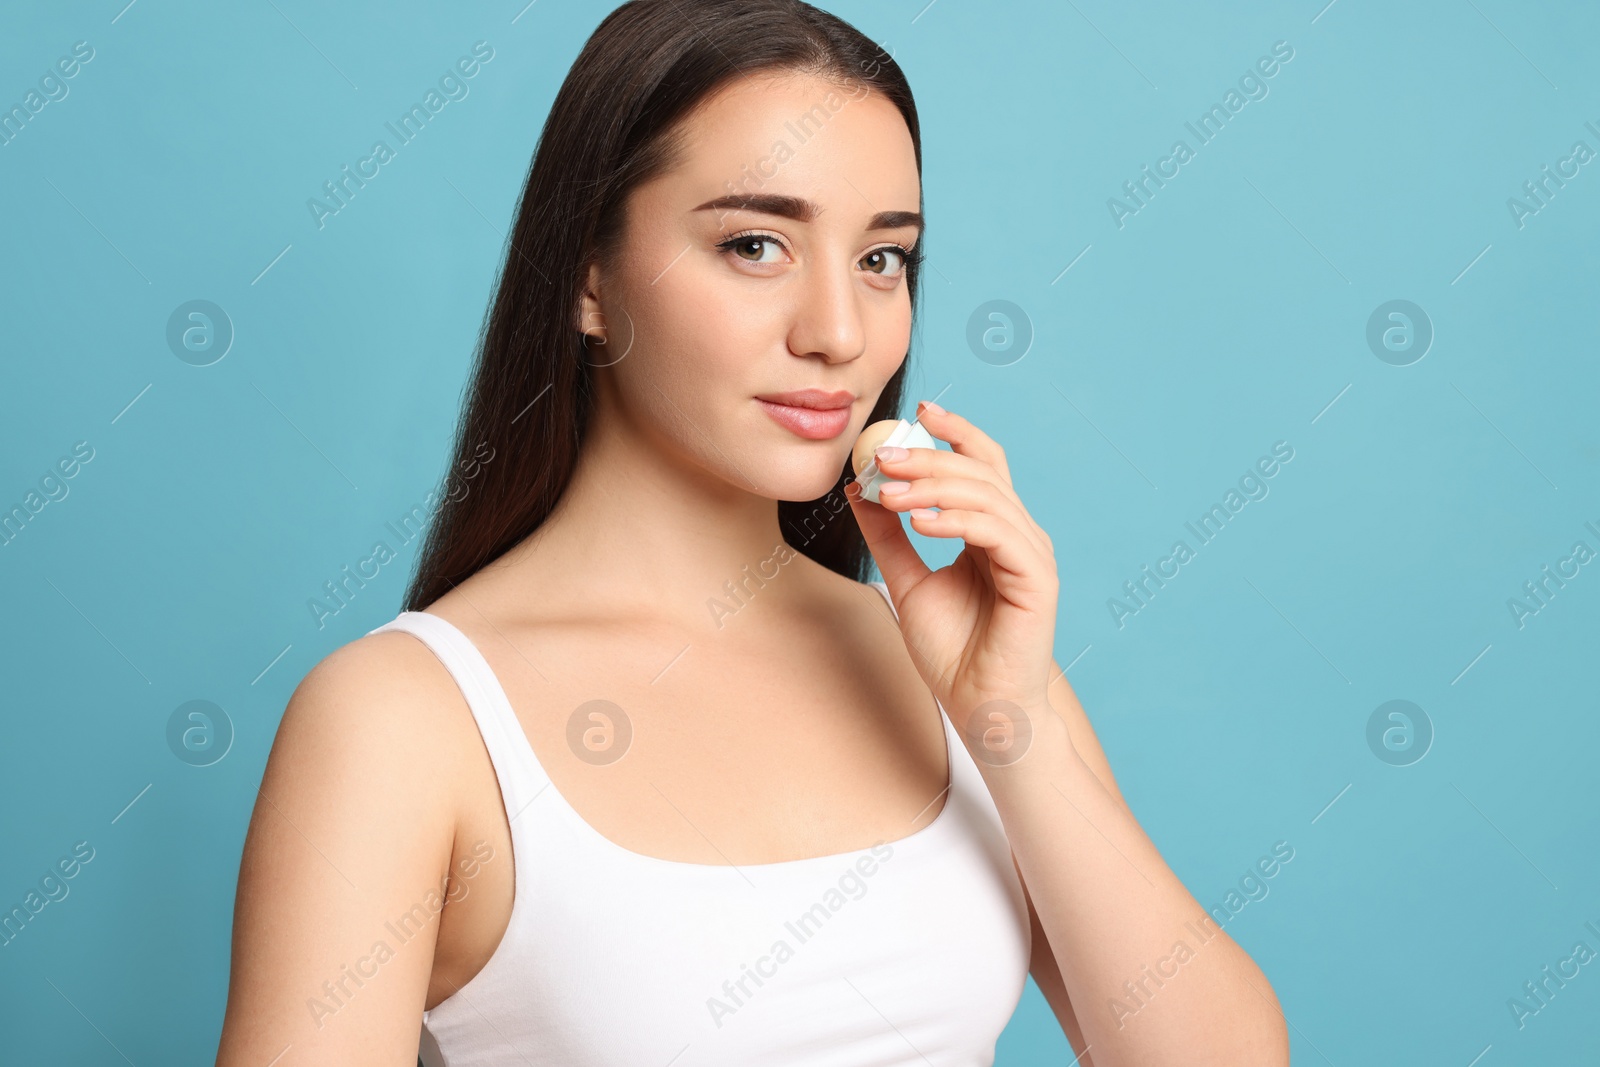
[918,399,944,415]
[909,508,938,520]
[875,445,908,461]
[879,480,910,495]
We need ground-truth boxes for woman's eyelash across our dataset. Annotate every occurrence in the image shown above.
[715,231,785,255]
[867,243,921,277]
[879,244,919,265]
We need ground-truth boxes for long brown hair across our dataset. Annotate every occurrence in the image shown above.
[402,0,923,613]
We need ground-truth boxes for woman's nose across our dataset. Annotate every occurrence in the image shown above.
[785,257,867,363]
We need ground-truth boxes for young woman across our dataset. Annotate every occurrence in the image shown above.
[217,2,1288,1064]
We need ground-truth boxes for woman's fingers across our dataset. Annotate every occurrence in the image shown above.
[915,400,1014,487]
[874,473,1051,561]
[903,506,1046,590]
[868,433,1052,556]
[850,400,1055,599]
[874,442,1023,511]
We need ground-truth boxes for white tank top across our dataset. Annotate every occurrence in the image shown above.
[367,579,1032,1065]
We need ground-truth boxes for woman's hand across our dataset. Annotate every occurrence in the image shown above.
[845,400,1061,752]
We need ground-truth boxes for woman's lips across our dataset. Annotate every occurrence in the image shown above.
[756,399,852,440]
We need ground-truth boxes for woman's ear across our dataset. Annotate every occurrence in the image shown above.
[576,260,606,341]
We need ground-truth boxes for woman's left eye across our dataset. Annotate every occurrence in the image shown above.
[859,246,908,276]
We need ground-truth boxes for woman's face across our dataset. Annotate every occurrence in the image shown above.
[581,70,921,503]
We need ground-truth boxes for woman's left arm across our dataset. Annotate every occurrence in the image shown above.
[845,400,1289,1067]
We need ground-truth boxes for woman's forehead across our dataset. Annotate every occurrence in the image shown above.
[660,72,920,218]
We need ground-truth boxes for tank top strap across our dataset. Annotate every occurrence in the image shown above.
[867,578,894,614]
[366,611,550,822]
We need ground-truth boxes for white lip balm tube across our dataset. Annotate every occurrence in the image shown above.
[853,418,937,504]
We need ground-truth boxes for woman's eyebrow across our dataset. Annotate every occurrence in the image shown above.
[693,193,923,234]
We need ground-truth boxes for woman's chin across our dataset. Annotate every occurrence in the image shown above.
[751,459,851,504]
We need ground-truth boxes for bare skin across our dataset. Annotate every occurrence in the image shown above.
[218,71,1130,1064]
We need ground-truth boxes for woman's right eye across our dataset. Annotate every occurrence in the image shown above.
[717,233,786,264]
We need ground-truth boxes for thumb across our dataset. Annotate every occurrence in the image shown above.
[846,479,931,590]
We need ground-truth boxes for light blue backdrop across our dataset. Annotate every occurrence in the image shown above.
[2,0,1596,1063]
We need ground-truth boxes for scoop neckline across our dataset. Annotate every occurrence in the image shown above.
[408,580,957,873]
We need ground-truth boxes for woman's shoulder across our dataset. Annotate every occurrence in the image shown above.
[267,618,486,814]
[222,621,472,1062]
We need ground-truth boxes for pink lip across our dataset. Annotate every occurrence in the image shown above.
[755,393,854,440]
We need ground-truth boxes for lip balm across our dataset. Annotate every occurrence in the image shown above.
[851,417,938,504]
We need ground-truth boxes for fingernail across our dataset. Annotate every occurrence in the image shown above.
[879,480,910,495]
[874,445,908,461]
[918,399,944,415]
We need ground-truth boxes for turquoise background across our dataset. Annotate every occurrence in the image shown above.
[3,0,1597,1062]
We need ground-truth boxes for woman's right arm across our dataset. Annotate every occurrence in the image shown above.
[215,633,464,1066]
